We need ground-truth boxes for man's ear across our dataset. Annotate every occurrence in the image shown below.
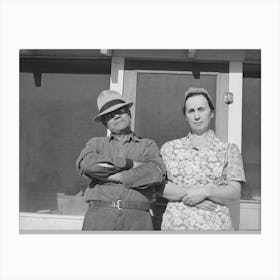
[101,119,107,127]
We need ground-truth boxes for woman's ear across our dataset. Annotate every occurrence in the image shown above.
[210,112,214,119]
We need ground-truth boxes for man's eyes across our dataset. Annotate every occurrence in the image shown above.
[105,109,126,119]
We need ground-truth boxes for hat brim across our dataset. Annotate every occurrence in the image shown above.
[94,102,133,122]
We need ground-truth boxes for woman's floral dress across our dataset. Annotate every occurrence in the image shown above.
[160,130,245,231]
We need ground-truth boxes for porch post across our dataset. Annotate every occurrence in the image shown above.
[228,61,243,151]
[106,54,125,136]
[227,61,243,230]
[109,54,125,95]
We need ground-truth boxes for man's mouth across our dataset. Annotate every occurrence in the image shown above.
[115,120,124,125]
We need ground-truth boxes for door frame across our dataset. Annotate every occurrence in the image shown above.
[123,69,229,141]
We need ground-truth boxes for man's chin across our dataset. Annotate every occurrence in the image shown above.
[111,125,131,134]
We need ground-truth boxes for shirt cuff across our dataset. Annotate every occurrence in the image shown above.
[114,158,133,170]
[120,170,133,188]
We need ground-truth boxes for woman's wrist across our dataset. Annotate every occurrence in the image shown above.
[179,185,188,200]
[204,184,214,199]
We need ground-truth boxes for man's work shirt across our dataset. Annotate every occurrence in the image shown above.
[76,132,166,203]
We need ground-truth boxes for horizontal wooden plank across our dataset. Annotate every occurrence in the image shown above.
[20,201,261,232]
[240,202,261,231]
[20,212,84,231]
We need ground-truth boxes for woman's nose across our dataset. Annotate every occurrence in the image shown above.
[194,111,200,120]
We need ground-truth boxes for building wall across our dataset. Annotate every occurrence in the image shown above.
[20,65,110,212]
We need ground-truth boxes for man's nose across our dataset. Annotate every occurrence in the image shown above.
[113,113,121,119]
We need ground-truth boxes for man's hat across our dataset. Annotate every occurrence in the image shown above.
[94,90,133,122]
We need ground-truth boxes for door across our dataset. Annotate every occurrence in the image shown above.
[135,72,217,147]
[123,70,240,230]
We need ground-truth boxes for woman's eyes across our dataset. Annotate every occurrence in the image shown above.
[187,107,205,113]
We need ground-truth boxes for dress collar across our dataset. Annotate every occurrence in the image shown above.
[185,129,216,149]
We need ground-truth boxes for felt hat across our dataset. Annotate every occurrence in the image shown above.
[94,90,133,122]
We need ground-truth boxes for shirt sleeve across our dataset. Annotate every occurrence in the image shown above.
[76,137,133,180]
[225,143,246,183]
[121,140,166,189]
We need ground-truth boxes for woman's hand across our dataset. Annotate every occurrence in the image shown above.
[181,185,210,205]
[192,200,218,211]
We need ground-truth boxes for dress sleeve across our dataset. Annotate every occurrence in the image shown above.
[160,142,169,163]
[160,142,173,179]
[225,143,246,183]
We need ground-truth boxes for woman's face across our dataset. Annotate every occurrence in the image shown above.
[184,94,214,135]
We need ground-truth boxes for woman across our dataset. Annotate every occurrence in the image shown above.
[160,87,245,231]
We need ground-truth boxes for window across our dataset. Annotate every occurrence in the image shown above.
[20,57,110,213]
[241,64,261,201]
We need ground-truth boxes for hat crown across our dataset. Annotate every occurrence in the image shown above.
[97,90,124,110]
[184,87,209,98]
[94,89,133,122]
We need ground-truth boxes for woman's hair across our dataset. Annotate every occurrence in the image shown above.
[182,92,215,116]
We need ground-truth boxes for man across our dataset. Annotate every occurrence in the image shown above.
[76,90,166,231]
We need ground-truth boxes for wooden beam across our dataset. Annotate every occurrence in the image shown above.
[100,49,112,56]
[188,49,196,58]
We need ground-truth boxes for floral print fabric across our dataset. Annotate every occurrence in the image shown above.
[160,130,245,231]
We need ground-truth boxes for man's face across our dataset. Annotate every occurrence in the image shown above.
[103,106,131,134]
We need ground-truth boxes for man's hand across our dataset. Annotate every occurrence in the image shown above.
[193,200,218,211]
[98,163,115,168]
[107,172,122,183]
[132,161,142,168]
[181,186,210,205]
[99,161,141,169]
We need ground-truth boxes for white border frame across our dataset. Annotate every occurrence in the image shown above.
[1,1,279,280]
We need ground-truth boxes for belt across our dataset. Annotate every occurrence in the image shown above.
[88,200,150,211]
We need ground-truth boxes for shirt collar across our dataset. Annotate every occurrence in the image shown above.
[108,132,140,143]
